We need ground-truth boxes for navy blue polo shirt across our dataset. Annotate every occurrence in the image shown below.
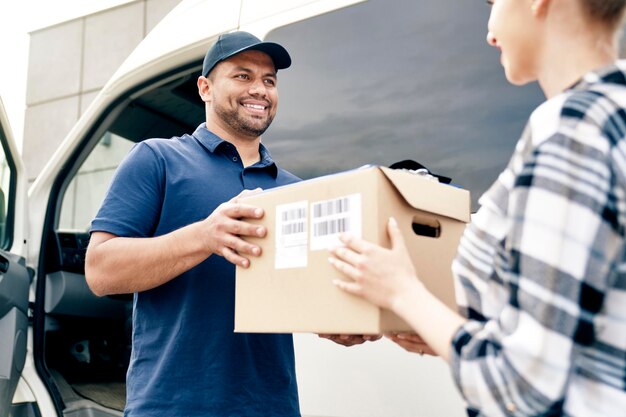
[90,124,301,417]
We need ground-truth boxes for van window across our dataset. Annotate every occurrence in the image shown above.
[58,132,134,231]
[264,0,545,210]
[57,72,201,232]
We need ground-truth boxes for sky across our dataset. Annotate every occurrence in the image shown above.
[0,0,132,153]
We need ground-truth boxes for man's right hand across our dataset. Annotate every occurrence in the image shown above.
[86,189,267,296]
[202,188,266,268]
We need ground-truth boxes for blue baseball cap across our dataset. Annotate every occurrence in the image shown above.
[202,31,292,77]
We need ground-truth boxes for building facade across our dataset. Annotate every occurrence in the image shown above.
[23,0,181,184]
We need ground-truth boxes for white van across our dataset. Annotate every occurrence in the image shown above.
[0,0,544,416]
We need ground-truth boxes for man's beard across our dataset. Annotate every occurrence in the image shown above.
[215,103,274,138]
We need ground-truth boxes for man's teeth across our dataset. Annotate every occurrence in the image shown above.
[244,104,266,110]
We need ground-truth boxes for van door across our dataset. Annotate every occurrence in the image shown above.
[0,98,30,417]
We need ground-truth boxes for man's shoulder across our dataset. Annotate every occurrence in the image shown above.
[134,134,199,160]
[141,133,193,149]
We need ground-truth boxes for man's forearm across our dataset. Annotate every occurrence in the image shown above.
[85,222,211,296]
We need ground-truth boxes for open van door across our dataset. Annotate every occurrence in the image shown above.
[0,97,30,417]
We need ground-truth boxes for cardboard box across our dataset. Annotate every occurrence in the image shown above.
[235,166,470,334]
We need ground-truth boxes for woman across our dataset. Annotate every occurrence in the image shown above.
[329,0,626,415]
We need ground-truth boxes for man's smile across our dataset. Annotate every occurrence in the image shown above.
[242,101,270,115]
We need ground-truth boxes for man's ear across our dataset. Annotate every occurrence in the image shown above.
[197,76,212,102]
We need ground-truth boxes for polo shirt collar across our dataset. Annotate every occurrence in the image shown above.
[192,123,278,178]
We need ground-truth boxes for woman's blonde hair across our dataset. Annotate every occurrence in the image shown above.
[580,0,626,28]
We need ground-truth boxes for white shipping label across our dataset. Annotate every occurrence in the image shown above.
[275,201,308,269]
[310,194,362,251]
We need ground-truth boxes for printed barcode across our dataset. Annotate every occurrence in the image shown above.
[313,197,350,218]
[282,222,305,235]
[281,208,306,222]
[313,217,350,237]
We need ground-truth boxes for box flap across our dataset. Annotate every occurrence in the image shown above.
[379,166,470,223]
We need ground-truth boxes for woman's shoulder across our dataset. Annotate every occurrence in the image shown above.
[529,82,626,150]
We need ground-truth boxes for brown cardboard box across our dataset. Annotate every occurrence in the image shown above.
[235,166,470,334]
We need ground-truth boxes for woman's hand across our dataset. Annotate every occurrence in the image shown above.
[386,332,437,356]
[318,334,382,347]
[329,217,420,312]
[329,217,464,362]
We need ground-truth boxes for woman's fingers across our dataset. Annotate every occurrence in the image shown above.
[387,217,407,250]
[336,218,406,257]
[385,333,436,356]
[331,245,361,267]
[332,277,362,295]
[338,233,373,254]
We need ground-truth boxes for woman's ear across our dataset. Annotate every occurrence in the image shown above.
[531,0,550,17]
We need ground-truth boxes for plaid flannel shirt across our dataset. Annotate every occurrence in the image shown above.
[450,61,626,417]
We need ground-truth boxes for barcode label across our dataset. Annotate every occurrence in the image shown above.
[275,201,308,269]
[283,221,305,235]
[313,197,351,218]
[282,208,307,222]
[313,217,350,237]
[310,194,361,250]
